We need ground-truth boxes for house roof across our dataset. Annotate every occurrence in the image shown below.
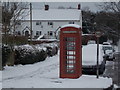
[22,9,81,21]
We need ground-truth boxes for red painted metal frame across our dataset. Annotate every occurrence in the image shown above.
[60,26,82,79]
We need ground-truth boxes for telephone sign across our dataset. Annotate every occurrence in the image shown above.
[60,24,82,79]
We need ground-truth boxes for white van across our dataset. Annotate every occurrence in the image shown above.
[82,44,105,74]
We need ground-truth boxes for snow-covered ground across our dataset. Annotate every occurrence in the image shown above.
[103,61,114,78]
[114,45,119,52]
[2,51,112,88]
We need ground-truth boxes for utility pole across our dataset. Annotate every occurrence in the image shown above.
[95,31,102,79]
[96,37,99,79]
[30,3,32,44]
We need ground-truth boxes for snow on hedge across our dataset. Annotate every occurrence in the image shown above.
[14,43,58,57]
[14,43,58,52]
[14,44,44,53]
[13,43,58,65]
[40,42,58,48]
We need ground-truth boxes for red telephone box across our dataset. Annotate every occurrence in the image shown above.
[60,24,82,79]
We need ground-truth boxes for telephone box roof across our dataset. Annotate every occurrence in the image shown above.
[61,24,81,29]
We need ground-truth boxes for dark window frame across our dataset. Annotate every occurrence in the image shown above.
[48,31,53,36]
[36,31,42,36]
[48,22,53,25]
[36,22,42,25]
[17,22,21,25]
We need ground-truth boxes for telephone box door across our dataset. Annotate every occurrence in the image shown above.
[60,25,82,79]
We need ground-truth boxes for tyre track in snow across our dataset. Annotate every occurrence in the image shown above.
[3,59,59,81]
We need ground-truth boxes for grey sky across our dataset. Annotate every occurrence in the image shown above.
[32,2,102,12]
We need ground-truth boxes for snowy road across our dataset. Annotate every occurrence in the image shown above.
[103,46,118,80]
[2,54,59,88]
[103,61,114,78]
[2,51,112,88]
[3,57,59,81]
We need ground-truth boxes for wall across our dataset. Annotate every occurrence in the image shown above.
[16,20,81,39]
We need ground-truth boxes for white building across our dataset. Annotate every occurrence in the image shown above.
[16,5,82,39]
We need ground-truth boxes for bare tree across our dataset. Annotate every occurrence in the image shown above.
[99,2,120,13]
[2,2,29,66]
[98,2,120,34]
[2,2,29,44]
[95,1,120,44]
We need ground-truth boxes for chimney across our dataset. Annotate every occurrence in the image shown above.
[45,5,49,10]
[78,4,81,10]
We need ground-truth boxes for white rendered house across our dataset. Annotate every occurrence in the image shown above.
[15,4,82,39]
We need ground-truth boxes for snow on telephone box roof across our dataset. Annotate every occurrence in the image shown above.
[61,24,81,29]
[22,9,82,21]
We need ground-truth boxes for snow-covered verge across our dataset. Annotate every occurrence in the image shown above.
[2,51,112,88]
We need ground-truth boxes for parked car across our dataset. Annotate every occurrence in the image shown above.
[87,40,96,45]
[82,44,106,74]
[102,45,115,61]
[103,42,111,45]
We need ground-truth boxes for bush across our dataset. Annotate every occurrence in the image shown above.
[14,45,47,65]
[46,46,58,57]
[2,43,58,66]
[42,43,58,57]
[2,45,12,66]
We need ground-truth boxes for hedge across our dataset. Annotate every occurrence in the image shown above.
[2,35,28,45]
[2,43,58,66]
[14,45,47,65]
[2,45,12,67]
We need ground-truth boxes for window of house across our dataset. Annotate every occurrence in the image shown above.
[48,22,53,25]
[36,31,39,36]
[25,31,29,37]
[39,31,42,35]
[36,31,42,36]
[48,31,53,36]
[18,31,21,35]
[17,22,21,25]
[69,21,74,24]
[41,25,43,28]
[36,22,41,25]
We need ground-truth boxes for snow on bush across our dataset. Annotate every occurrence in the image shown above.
[14,43,58,65]
[40,43,58,57]
[14,44,43,57]
[2,42,59,66]
[14,44,47,65]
